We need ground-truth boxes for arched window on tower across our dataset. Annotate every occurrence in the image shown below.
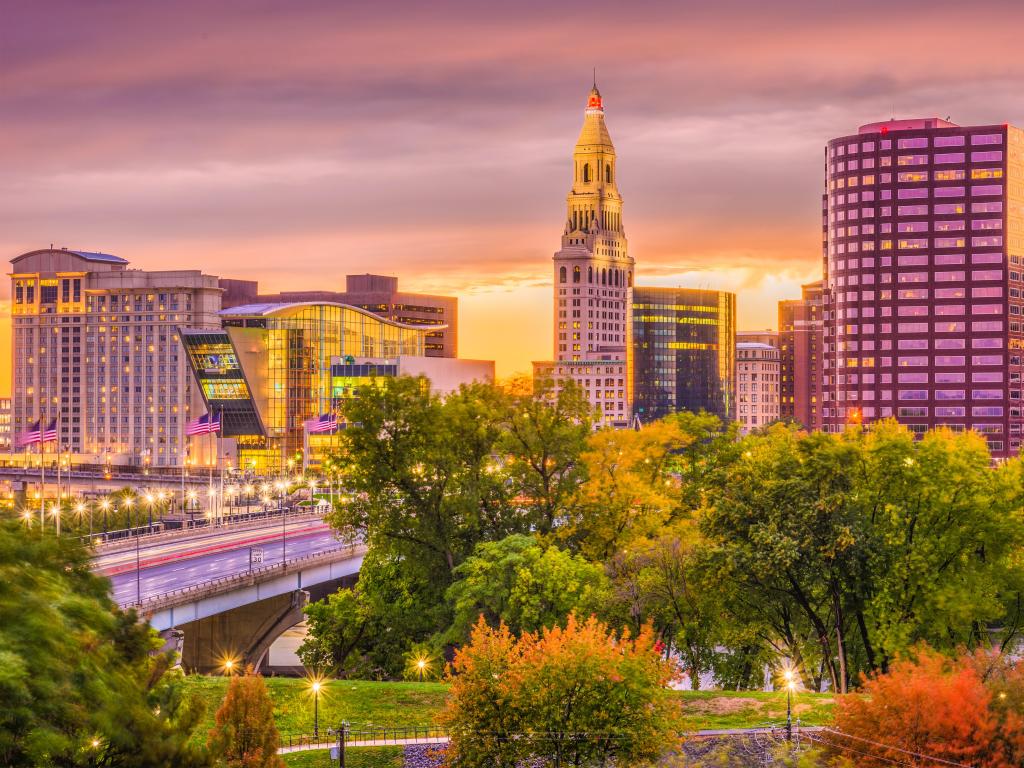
[559,266,566,283]
[583,164,591,183]
[606,163,612,183]
[614,270,619,287]
[573,265,581,283]
[601,268,607,285]
[588,266,593,282]
[627,270,633,287]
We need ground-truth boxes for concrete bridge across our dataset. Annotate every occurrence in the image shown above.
[93,516,363,673]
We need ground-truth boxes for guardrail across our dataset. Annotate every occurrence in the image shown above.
[119,541,365,611]
[92,509,322,553]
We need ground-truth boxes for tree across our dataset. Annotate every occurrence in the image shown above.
[207,670,285,768]
[830,648,1024,768]
[565,418,695,561]
[699,421,1024,692]
[605,523,719,689]
[441,614,682,768]
[443,534,610,643]
[499,376,592,535]
[0,522,210,767]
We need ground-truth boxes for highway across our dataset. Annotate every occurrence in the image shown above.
[93,517,344,606]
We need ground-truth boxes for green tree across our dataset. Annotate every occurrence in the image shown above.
[441,615,681,768]
[0,522,209,767]
[606,523,719,689]
[444,534,610,643]
[700,421,1024,691]
[207,670,285,768]
[499,376,592,535]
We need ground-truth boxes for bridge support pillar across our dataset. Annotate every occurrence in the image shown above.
[177,589,310,674]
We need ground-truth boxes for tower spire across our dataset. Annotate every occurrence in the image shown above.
[593,67,596,89]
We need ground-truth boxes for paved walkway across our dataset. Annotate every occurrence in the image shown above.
[278,736,449,754]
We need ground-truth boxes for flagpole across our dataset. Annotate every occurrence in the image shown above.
[218,405,224,526]
[55,417,61,534]
[302,419,309,476]
[39,424,45,529]
[207,416,213,526]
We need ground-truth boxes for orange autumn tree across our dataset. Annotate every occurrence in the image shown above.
[207,670,285,768]
[829,648,1024,768]
[441,614,682,768]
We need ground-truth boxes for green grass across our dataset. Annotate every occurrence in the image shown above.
[183,676,448,736]
[186,676,835,739]
[282,747,403,767]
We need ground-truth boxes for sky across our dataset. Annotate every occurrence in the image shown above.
[5,0,1024,386]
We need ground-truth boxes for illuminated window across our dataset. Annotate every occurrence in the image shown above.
[934,169,965,181]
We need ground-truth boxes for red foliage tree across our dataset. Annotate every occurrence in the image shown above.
[829,648,1024,768]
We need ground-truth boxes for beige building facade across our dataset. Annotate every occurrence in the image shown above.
[534,84,634,428]
[10,248,221,468]
[736,341,781,434]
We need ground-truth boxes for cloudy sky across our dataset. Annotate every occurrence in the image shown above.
[5,0,1024,381]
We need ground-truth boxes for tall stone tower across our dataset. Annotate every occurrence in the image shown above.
[536,83,634,428]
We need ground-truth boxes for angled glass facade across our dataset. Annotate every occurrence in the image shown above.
[184,302,431,472]
[632,287,736,423]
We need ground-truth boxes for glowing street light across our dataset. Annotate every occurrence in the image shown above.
[308,677,325,738]
[781,666,798,741]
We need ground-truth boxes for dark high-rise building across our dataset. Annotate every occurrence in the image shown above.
[779,280,824,430]
[822,118,1024,457]
[632,286,736,423]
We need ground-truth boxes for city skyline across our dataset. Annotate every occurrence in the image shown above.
[8,1,1024,387]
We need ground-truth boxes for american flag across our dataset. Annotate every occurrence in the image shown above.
[305,412,338,434]
[42,418,58,443]
[16,420,41,447]
[185,412,221,436]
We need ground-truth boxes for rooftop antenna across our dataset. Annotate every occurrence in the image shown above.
[593,67,597,89]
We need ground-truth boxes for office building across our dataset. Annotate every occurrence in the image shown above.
[0,397,11,455]
[822,118,1024,457]
[632,287,736,423]
[736,342,781,433]
[779,280,824,430]
[220,274,458,358]
[181,301,492,472]
[533,83,634,428]
[10,248,221,468]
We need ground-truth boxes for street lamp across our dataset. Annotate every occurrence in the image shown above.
[74,500,90,538]
[782,667,797,741]
[186,490,198,528]
[123,497,140,606]
[145,492,155,532]
[309,679,323,738]
[275,480,287,565]
[99,497,112,535]
[417,658,427,683]
[50,503,61,536]
[21,510,31,529]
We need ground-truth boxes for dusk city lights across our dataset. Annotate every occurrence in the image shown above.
[3,2,1024,767]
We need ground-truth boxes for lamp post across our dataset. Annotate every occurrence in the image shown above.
[99,497,111,535]
[417,658,427,683]
[310,680,322,738]
[145,492,155,533]
[123,496,139,606]
[74,500,89,538]
[275,480,287,566]
[51,502,61,536]
[783,668,796,741]
[186,490,198,528]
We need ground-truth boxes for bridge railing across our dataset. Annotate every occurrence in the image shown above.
[118,541,364,611]
[91,507,323,551]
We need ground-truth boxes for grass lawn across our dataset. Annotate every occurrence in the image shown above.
[185,675,835,740]
[183,676,448,737]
